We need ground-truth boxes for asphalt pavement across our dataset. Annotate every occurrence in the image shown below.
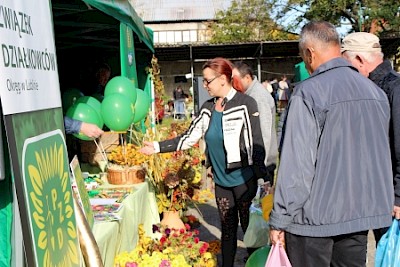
[190,194,376,267]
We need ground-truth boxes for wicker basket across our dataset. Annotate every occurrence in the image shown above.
[107,165,146,185]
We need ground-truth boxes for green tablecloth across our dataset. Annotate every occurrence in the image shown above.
[92,181,160,267]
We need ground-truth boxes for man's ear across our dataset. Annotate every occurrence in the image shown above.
[355,54,365,64]
[304,47,313,64]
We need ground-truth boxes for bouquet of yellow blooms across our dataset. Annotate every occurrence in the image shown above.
[148,150,202,213]
[108,143,148,167]
[114,224,216,267]
[146,120,204,213]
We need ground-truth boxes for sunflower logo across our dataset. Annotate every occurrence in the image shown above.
[24,131,80,267]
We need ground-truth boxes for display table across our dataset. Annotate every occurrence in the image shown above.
[92,180,160,267]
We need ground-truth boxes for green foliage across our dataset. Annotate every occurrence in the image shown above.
[209,0,298,43]
[274,0,400,34]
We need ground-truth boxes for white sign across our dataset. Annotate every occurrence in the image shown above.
[0,1,61,115]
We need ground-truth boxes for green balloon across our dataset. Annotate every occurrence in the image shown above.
[245,245,270,267]
[66,103,103,141]
[132,89,151,123]
[104,76,137,104]
[101,94,134,131]
[75,96,103,126]
[62,88,83,114]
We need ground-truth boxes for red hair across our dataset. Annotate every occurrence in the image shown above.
[202,57,244,92]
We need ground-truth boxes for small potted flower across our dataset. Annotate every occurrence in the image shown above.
[114,224,217,267]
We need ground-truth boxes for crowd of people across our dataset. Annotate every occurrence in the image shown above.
[61,20,400,267]
[140,20,400,267]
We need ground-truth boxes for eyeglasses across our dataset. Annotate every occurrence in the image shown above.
[203,75,221,87]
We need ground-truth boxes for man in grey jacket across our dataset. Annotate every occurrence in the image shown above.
[232,62,278,185]
[269,21,393,267]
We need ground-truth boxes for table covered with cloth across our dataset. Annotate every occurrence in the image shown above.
[91,181,160,267]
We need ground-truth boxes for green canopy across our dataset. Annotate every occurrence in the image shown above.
[294,61,310,82]
[81,0,154,53]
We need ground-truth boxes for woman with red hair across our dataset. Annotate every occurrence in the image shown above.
[141,57,266,266]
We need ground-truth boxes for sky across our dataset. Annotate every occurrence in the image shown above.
[276,2,352,37]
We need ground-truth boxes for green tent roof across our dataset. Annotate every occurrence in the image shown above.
[82,0,154,52]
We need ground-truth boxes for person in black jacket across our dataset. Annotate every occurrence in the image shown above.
[342,32,400,242]
[140,57,266,267]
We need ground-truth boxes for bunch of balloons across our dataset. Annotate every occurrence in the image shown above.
[63,76,151,140]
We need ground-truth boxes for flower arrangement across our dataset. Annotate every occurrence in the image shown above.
[145,120,205,213]
[148,150,202,213]
[114,224,217,267]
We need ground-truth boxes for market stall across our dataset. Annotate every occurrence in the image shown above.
[91,182,159,267]
[0,0,157,266]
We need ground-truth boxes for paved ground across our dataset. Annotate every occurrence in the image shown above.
[190,197,377,267]
[187,199,248,267]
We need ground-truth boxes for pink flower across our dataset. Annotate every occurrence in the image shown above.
[125,262,138,267]
[160,236,167,244]
[199,242,209,254]
[194,237,200,244]
[199,246,207,254]
[159,260,171,267]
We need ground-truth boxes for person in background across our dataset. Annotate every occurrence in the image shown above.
[92,62,111,97]
[232,61,278,185]
[341,32,400,243]
[270,78,279,112]
[277,75,289,113]
[140,57,266,267]
[64,116,103,139]
[262,79,274,94]
[173,85,186,119]
[269,21,393,267]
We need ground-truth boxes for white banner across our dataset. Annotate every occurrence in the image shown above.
[0,0,61,115]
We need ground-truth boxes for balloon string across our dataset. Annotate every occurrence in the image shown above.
[94,139,108,169]
[120,133,127,164]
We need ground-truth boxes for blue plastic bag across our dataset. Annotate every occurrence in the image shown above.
[375,219,400,267]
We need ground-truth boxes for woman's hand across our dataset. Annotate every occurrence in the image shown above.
[140,141,156,155]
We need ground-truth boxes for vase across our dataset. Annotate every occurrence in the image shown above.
[161,211,185,230]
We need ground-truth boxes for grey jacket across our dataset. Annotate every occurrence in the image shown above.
[269,58,394,237]
[246,78,278,169]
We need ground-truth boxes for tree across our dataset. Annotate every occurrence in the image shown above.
[209,0,298,43]
[273,0,400,35]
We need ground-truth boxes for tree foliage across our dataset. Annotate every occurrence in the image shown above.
[273,0,400,35]
[209,0,298,43]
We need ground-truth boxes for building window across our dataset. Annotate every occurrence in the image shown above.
[159,31,167,43]
[182,31,190,42]
[167,31,174,43]
[153,32,159,43]
[190,30,197,42]
[174,31,182,43]
[153,29,206,44]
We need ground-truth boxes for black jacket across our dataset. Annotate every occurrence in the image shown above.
[157,88,266,180]
[369,60,400,205]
